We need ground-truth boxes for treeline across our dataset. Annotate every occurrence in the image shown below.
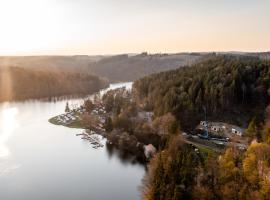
[133,55,270,129]
[0,67,108,102]
[138,55,270,199]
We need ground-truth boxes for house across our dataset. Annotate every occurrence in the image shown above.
[144,144,157,159]
[200,121,207,127]
[138,111,153,122]
[211,125,223,132]
[231,127,243,136]
[100,118,105,124]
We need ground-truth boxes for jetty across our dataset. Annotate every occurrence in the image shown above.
[76,130,104,148]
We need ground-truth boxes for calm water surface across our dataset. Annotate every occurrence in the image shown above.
[0,82,145,200]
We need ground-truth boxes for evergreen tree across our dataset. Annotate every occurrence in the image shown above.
[65,102,70,112]
[104,117,113,132]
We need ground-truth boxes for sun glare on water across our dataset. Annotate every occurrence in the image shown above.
[0,105,19,158]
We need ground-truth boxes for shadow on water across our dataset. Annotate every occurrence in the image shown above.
[105,143,147,168]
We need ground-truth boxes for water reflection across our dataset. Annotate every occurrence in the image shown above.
[0,82,144,200]
[105,143,146,166]
[0,104,19,158]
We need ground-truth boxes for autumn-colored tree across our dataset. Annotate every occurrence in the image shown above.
[218,147,244,200]
[246,117,262,141]
[104,117,113,132]
[152,113,179,135]
[82,114,99,129]
[84,99,94,113]
[243,141,270,199]
[142,136,201,200]
[65,102,70,112]
[112,114,132,132]
[263,104,270,144]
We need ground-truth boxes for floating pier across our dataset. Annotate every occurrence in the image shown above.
[76,130,104,148]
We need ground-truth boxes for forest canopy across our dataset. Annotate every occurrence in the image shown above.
[133,55,270,129]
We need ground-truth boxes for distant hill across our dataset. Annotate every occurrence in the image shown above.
[0,53,204,82]
[246,52,270,60]
[0,67,108,102]
[0,55,104,73]
[0,52,269,83]
[216,51,270,60]
[88,53,205,82]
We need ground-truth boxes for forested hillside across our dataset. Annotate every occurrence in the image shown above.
[133,55,270,129]
[1,53,268,83]
[0,67,108,102]
[88,53,203,82]
[138,56,270,200]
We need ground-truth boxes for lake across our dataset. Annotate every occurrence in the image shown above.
[0,82,145,200]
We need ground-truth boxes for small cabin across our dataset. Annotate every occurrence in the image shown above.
[232,128,243,136]
[211,125,222,132]
[144,144,157,159]
[200,121,207,127]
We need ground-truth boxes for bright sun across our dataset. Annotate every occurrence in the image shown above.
[0,0,67,55]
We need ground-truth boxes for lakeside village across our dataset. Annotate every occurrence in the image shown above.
[49,86,248,161]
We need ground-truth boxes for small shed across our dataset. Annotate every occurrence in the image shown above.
[144,144,157,159]
[211,125,222,132]
[232,128,243,136]
[200,121,207,127]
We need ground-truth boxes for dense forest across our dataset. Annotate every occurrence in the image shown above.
[0,67,108,102]
[133,55,270,129]
[134,55,270,200]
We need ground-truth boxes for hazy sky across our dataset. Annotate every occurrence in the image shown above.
[0,0,269,55]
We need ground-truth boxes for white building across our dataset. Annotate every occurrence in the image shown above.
[200,121,207,127]
[211,125,223,132]
[144,144,157,159]
[232,128,243,136]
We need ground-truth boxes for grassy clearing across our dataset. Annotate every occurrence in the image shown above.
[48,116,85,129]
[198,146,217,157]
[48,117,62,125]
[66,120,86,129]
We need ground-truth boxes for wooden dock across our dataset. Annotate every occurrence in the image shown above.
[76,130,104,148]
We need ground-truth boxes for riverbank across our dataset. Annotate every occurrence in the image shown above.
[48,82,220,162]
[0,90,145,200]
[48,82,155,162]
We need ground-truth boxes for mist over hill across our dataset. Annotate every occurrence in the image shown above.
[0,55,104,73]
[0,67,108,102]
[0,52,269,83]
[0,53,204,82]
[88,53,206,82]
